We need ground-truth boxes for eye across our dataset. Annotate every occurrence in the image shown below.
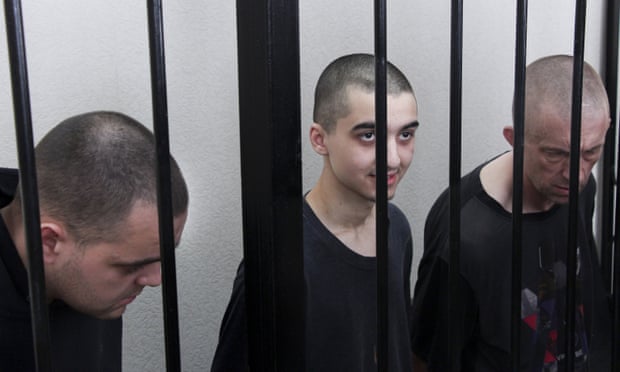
[582,147,601,161]
[121,265,142,275]
[359,131,375,142]
[399,130,415,141]
[543,149,568,162]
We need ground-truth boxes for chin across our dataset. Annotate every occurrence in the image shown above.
[98,309,126,320]
[86,305,127,320]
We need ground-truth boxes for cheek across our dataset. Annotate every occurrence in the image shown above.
[533,158,559,175]
[94,267,132,291]
[400,145,415,165]
[581,162,596,177]
[338,148,373,169]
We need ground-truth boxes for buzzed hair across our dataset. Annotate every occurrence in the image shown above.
[313,53,415,132]
[14,111,189,245]
[520,55,609,137]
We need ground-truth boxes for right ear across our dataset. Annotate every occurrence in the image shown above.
[503,126,515,147]
[309,123,329,155]
[40,222,66,265]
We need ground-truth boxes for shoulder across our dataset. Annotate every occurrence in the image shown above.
[583,175,596,197]
[388,203,412,237]
[388,202,407,222]
[426,163,485,222]
[579,175,597,217]
[48,302,122,371]
[0,168,19,206]
[387,204,413,262]
[211,260,249,372]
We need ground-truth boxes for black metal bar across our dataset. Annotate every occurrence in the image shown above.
[146,1,182,371]
[373,0,388,371]
[565,1,587,369]
[601,0,620,294]
[3,1,52,371]
[511,1,528,370]
[236,0,304,370]
[448,0,463,371]
[614,144,620,370]
[603,0,620,370]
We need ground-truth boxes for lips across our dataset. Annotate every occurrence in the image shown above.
[119,290,142,306]
[554,185,570,194]
[370,172,399,183]
[387,173,398,186]
[118,295,137,306]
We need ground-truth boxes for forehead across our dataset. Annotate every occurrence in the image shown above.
[527,107,608,146]
[342,88,374,117]
[342,87,417,119]
[92,202,187,263]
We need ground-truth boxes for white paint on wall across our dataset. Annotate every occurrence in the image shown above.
[0,0,613,370]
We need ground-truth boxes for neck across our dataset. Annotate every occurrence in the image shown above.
[306,170,377,257]
[480,151,555,213]
[306,172,375,229]
[1,202,31,266]
[2,203,57,302]
[1,203,25,257]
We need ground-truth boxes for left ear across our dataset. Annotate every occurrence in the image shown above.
[41,221,69,265]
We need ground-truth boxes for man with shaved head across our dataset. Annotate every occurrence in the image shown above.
[212,53,420,371]
[0,111,189,371]
[411,55,612,371]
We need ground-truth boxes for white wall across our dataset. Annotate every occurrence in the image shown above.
[0,1,612,370]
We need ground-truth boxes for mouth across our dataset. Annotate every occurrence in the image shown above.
[118,290,142,306]
[118,295,137,307]
[369,172,399,186]
[552,185,571,198]
[387,173,398,186]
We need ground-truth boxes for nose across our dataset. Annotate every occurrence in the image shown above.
[560,157,587,185]
[386,138,400,169]
[137,264,162,287]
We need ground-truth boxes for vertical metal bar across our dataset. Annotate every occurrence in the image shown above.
[601,1,620,293]
[373,0,388,371]
[565,1,587,369]
[236,0,304,370]
[3,1,52,371]
[146,1,181,371]
[615,151,620,370]
[511,1,528,370]
[448,0,463,371]
[603,1,620,370]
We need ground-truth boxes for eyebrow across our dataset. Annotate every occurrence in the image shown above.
[584,144,603,152]
[351,120,420,132]
[404,120,420,129]
[351,122,375,131]
[116,256,162,268]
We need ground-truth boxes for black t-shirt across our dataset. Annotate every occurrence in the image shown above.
[211,199,414,371]
[411,162,611,371]
[0,167,122,372]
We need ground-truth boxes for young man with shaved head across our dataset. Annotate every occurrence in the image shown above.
[411,55,612,371]
[212,53,419,371]
[0,111,189,371]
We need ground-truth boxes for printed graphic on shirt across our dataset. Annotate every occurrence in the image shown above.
[521,246,588,372]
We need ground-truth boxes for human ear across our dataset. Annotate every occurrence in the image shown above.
[309,123,329,155]
[40,222,66,264]
[503,126,515,147]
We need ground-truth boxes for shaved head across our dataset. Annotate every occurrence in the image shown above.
[313,53,416,132]
[522,55,609,139]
